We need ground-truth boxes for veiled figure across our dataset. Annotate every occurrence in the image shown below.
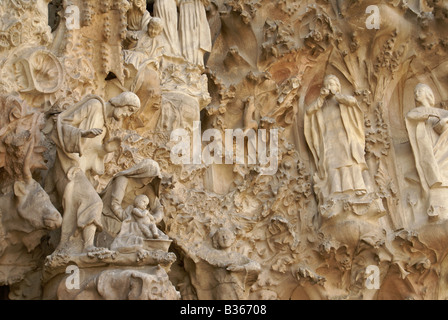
[100,159,164,238]
[154,0,181,57]
[304,75,368,199]
[178,0,212,66]
[406,83,448,218]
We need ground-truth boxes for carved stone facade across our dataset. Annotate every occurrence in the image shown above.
[1,0,448,300]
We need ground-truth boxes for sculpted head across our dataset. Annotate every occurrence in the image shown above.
[148,17,163,38]
[323,75,342,95]
[414,83,435,108]
[131,0,147,14]
[212,227,236,250]
[134,194,150,210]
[109,92,141,120]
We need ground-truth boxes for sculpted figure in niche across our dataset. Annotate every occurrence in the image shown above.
[186,227,261,300]
[101,159,165,238]
[406,83,448,219]
[122,16,164,131]
[110,193,168,252]
[154,0,181,57]
[125,0,151,48]
[178,0,212,67]
[304,75,368,200]
[47,92,140,254]
[124,17,165,71]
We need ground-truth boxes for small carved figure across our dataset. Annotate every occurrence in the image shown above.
[109,191,169,252]
[101,159,164,237]
[243,96,258,133]
[124,17,165,71]
[186,227,261,300]
[131,195,160,239]
[122,16,164,131]
[126,0,151,38]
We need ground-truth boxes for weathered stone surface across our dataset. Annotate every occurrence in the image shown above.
[1,0,448,301]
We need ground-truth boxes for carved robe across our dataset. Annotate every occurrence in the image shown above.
[51,95,108,248]
[179,0,212,66]
[100,159,163,236]
[124,8,162,70]
[406,106,448,217]
[154,0,181,56]
[406,107,448,191]
[304,95,367,196]
[127,8,151,32]
[124,36,164,71]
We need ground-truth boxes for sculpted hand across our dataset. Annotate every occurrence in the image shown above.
[81,128,103,138]
[320,88,330,98]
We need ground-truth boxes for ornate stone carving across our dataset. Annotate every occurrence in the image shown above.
[2,0,448,302]
[0,94,62,286]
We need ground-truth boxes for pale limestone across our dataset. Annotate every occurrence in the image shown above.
[1,0,448,301]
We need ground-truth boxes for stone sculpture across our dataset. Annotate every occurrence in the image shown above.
[47,92,140,254]
[154,0,181,57]
[406,83,448,220]
[101,159,164,237]
[185,227,261,300]
[2,0,448,302]
[0,94,62,286]
[305,75,369,201]
[179,0,212,67]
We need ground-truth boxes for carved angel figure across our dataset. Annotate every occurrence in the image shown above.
[186,227,261,300]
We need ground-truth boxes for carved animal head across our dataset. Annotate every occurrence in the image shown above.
[0,94,62,234]
[11,179,62,233]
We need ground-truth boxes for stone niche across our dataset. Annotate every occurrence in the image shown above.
[1,0,448,301]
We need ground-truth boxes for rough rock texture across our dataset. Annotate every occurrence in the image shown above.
[1,0,448,300]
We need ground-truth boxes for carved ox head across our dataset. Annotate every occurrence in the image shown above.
[11,179,62,233]
[0,94,62,238]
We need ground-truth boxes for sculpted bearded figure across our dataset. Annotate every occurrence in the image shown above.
[406,84,448,219]
[47,92,140,254]
[304,75,369,202]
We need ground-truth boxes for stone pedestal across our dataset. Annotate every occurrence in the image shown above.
[42,248,179,300]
